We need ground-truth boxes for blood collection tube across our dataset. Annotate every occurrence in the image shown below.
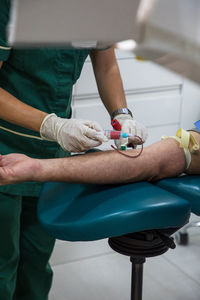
[103,130,131,140]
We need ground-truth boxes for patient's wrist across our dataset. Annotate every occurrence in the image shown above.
[34,159,50,182]
[35,158,64,182]
[26,158,45,182]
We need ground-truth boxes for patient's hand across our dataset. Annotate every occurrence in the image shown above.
[0,153,41,184]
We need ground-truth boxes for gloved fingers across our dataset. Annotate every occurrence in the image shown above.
[83,120,103,132]
[80,130,103,147]
[133,124,142,139]
[82,138,102,149]
[135,121,148,142]
[142,126,148,142]
[121,120,134,135]
[83,126,108,143]
[134,125,148,144]
[119,121,134,147]
[128,130,143,146]
[125,122,139,147]
[42,116,107,153]
[121,120,148,145]
[128,137,142,146]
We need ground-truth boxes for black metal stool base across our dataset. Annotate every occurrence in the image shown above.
[108,228,178,300]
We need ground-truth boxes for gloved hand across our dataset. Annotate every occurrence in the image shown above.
[112,114,148,149]
[40,113,108,152]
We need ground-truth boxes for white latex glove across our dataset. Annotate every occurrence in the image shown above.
[113,114,148,149]
[40,113,108,152]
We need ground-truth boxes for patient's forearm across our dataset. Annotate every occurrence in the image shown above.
[37,138,186,184]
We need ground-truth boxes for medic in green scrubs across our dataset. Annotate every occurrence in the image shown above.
[0,0,147,299]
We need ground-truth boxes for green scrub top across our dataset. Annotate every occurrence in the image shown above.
[0,0,90,196]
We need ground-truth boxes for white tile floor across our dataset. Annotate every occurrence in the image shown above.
[49,226,200,300]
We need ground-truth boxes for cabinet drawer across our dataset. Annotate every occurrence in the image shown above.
[126,92,181,127]
[75,59,182,97]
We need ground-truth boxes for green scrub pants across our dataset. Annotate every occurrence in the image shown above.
[0,192,55,300]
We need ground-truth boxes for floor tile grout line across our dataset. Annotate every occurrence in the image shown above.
[163,255,200,287]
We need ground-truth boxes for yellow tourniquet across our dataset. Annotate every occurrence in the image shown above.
[162,128,199,169]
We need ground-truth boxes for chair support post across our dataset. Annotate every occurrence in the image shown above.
[130,257,146,300]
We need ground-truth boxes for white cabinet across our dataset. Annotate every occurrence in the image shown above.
[75,50,182,97]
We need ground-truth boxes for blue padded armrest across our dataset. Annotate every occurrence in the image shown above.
[156,175,200,216]
[38,181,190,241]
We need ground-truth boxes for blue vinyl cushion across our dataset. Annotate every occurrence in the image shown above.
[38,181,190,241]
[156,175,200,216]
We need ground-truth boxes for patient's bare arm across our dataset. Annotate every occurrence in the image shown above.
[40,138,187,184]
[0,137,187,185]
